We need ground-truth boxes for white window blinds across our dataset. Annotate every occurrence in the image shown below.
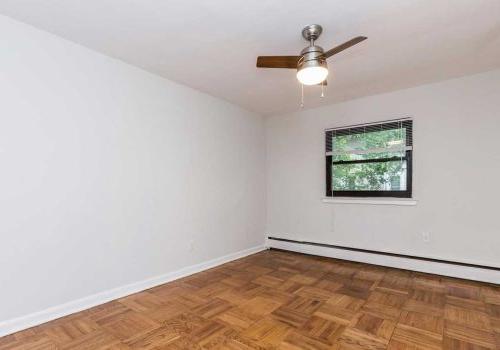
[326,119,413,159]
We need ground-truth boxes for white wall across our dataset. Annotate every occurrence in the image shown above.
[266,69,500,269]
[0,14,266,325]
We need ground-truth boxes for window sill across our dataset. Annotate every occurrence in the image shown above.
[322,197,418,206]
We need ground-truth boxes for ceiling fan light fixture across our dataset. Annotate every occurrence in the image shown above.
[256,24,366,93]
[296,61,328,85]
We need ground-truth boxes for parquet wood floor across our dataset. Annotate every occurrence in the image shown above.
[1,249,499,349]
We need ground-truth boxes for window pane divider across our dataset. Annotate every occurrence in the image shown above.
[332,156,407,165]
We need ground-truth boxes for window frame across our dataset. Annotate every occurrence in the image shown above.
[325,120,413,198]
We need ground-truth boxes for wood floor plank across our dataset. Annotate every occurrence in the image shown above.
[1,249,498,350]
[124,325,179,349]
[42,317,98,345]
[388,324,443,350]
[117,291,166,312]
[444,305,492,331]
[241,317,290,347]
[443,336,493,350]
[281,330,333,350]
[398,310,444,335]
[351,312,396,342]
[100,311,159,342]
[59,330,119,350]
[444,321,496,349]
[299,315,345,345]
[0,335,57,350]
[338,326,388,350]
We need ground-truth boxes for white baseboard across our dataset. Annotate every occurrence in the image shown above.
[0,244,266,338]
[266,239,500,284]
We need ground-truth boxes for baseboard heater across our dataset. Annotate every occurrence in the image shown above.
[267,236,500,284]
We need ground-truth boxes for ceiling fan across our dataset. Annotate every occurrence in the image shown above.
[256,24,367,86]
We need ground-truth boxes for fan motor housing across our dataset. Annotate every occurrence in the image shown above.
[298,45,327,71]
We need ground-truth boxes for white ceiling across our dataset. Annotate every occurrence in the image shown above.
[1,1,499,115]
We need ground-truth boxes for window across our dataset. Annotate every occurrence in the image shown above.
[325,119,413,198]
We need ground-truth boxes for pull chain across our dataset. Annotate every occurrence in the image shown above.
[300,83,304,108]
[321,81,325,98]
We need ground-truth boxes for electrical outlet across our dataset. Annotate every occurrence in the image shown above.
[422,232,430,243]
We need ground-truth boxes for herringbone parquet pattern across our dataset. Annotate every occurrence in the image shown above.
[1,249,499,349]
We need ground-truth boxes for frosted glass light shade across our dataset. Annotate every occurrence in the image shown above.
[296,66,328,85]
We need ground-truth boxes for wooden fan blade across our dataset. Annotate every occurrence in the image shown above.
[322,36,367,59]
[256,56,300,69]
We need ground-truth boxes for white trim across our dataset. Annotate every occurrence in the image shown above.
[0,245,266,338]
[322,197,417,206]
[267,239,500,284]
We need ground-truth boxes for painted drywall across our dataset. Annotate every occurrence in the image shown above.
[0,14,266,324]
[266,69,500,269]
